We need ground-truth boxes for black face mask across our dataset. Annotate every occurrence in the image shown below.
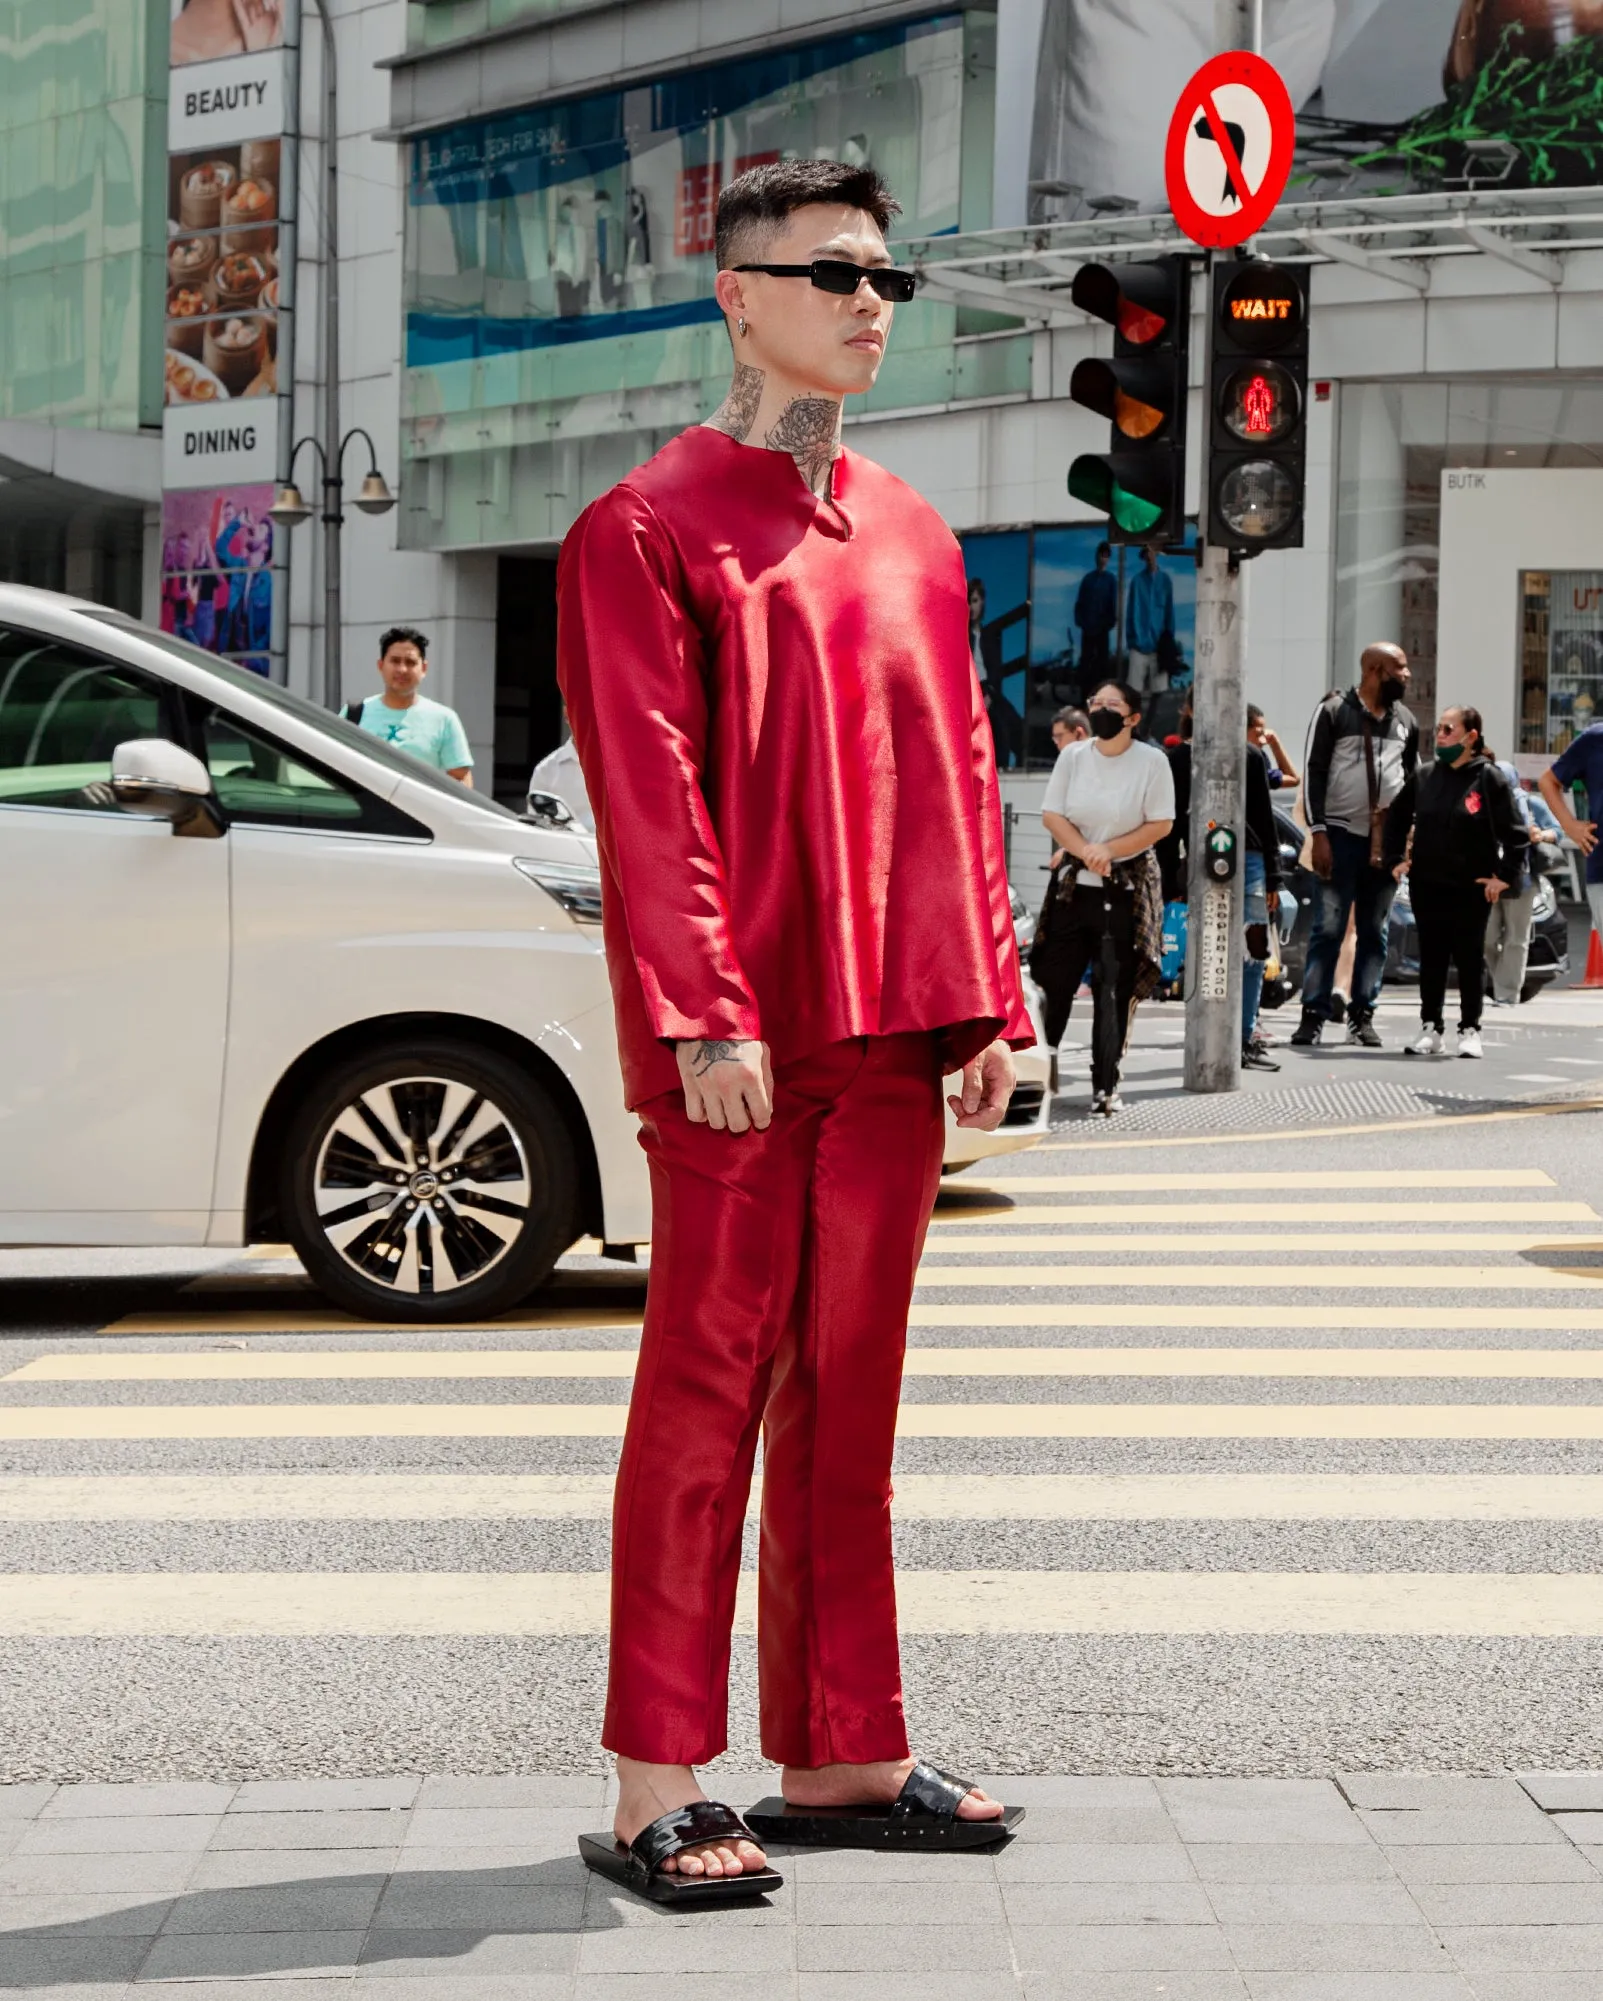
[1379,675,1407,706]
[1088,709,1129,742]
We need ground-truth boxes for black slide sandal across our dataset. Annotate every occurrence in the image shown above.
[578,1800,784,1908]
[744,1760,1024,1850]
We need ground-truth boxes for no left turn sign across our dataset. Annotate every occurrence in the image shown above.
[1164,50,1296,250]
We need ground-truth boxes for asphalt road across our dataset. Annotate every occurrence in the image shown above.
[6,1019,1603,1783]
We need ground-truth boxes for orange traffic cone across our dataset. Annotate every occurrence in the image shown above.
[1584,928,1603,990]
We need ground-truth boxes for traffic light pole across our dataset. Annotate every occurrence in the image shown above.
[1183,547,1247,1093]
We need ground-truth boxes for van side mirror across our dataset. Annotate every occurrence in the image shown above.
[111,739,221,836]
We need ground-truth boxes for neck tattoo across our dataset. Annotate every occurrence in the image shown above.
[765,395,842,495]
[706,364,764,443]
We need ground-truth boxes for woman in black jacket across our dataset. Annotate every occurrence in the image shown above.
[1384,705,1526,1060]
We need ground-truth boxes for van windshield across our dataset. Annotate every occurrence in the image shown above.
[87,612,523,823]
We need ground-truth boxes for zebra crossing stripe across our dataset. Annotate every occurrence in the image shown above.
[0,1472,1599,1521]
[2,1569,1602,1636]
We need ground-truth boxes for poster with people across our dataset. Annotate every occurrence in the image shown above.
[160,485,277,677]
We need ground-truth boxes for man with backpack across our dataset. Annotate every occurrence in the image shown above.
[344,626,473,785]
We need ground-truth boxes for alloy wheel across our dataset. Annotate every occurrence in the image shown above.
[311,1075,533,1296]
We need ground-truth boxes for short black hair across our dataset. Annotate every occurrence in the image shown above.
[715,160,901,271]
[1095,541,1111,560]
[1246,702,1264,725]
[380,625,428,659]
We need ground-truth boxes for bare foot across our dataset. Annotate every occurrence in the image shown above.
[781,1756,1005,1821]
[613,1756,768,1877]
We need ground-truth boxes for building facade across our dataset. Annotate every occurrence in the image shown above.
[10,0,1603,837]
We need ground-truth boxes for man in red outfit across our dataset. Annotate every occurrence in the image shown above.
[558,160,1033,1887]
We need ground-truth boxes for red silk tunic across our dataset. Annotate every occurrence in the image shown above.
[556,425,1033,1110]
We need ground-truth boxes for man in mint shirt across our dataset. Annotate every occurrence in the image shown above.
[345,626,474,784]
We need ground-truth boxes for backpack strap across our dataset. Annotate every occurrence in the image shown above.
[343,700,365,725]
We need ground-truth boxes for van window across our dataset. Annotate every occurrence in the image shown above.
[0,628,172,811]
[198,705,427,837]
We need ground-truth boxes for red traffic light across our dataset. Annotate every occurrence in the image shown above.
[1070,262,1183,350]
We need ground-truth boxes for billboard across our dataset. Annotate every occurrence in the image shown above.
[1024,0,1603,216]
[163,0,295,679]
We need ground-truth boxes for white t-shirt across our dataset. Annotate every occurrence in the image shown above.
[1042,738,1176,887]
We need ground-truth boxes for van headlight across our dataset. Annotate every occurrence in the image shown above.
[1533,878,1557,921]
[513,856,604,923]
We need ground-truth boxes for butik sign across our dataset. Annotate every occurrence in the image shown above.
[1164,51,1295,250]
[163,0,298,679]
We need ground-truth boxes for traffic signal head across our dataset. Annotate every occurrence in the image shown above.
[1205,259,1309,553]
[1067,256,1191,548]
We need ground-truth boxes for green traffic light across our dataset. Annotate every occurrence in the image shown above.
[1068,458,1166,536]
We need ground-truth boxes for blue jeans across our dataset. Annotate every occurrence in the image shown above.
[1242,851,1268,1045]
[1301,826,1398,1022]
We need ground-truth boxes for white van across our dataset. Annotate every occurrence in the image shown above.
[0,586,1051,1322]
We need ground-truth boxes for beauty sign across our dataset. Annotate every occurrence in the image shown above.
[1164,51,1296,250]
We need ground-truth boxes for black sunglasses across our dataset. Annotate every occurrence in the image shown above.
[733,258,916,303]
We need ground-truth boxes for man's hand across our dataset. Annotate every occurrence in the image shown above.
[676,1039,772,1134]
[1310,832,1333,880]
[947,1042,1016,1131]
[1571,817,1599,857]
[1478,875,1507,904]
[1080,842,1114,877]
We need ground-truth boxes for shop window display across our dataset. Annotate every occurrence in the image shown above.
[403,17,967,366]
[960,525,1198,771]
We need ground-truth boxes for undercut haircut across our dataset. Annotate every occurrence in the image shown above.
[380,625,428,659]
[715,160,902,272]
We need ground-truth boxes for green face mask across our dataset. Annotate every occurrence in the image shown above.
[1435,741,1467,767]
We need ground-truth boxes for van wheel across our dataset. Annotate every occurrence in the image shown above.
[280,1040,577,1323]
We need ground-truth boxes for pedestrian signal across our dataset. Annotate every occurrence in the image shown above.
[1205,258,1308,552]
[1067,257,1191,547]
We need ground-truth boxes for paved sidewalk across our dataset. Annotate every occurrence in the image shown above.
[4,1774,1603,1998]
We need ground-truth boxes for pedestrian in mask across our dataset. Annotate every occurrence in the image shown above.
[1385,706,1525,1060]
[1038,679,1174,1113]
[1290,645,1419,1049]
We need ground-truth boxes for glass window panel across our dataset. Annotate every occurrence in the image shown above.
[200,707,368,827]
[0,627,166,809]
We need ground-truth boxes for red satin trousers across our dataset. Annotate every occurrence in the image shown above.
[602,1033,946,1768]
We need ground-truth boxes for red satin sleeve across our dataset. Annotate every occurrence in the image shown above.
[558,486,762,1049]
[968,661,1035,1054]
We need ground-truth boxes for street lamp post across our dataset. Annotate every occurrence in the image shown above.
[273,0,396,709]
[270,428,395,706]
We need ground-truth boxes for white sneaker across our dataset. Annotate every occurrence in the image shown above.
[1457,1028,1484,1059]
[1406,1028,1444,1056]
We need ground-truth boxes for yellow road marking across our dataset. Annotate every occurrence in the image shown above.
[8,1402,1603,1439]
[4,1472,1601,1522]
[4,1569,1603,1635]
[102,1308,646,1337]
[93,1302,1603,1336]
[929,1202,1598,1225]
[974,1170,1554,1192]
[909,1265,1603,1290]
[921,1232,1603,1254]
[19,1347,1603,1383]
[911,1304,1603,1329]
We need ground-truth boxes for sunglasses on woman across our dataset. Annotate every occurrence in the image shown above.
[733,258,917,303]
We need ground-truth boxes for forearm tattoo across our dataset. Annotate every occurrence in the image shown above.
[765,395,841,493]
[706,365,765,444]
[690,1040,743,1075]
